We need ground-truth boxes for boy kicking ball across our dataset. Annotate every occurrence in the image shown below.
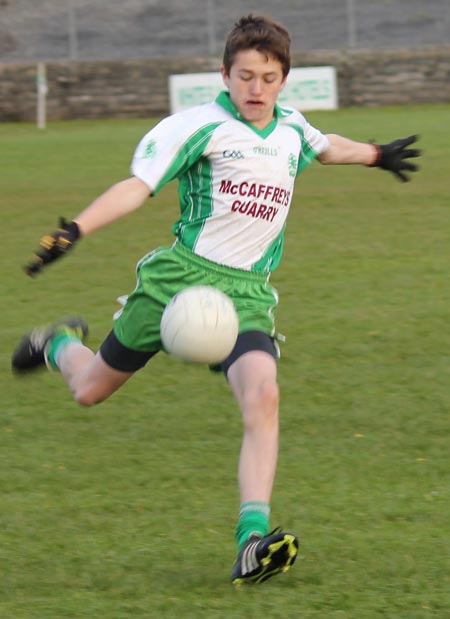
[13,14,420,584]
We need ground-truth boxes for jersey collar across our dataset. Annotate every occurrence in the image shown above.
[216,90,288,138]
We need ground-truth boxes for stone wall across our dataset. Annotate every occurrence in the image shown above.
[1,46,449,122]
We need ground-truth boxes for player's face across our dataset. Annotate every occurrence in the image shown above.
[221,49,287,130]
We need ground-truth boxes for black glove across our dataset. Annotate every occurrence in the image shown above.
[371,135,421,182]
[25,217,81,277]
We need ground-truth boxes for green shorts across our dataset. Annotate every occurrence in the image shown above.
[112,242,279,353]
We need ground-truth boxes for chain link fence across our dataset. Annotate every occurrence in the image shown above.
[1,0,449,63]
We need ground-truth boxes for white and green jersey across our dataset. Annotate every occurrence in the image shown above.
[132,91,329,273]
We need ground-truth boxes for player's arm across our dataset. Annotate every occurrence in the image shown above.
[318,134,377,165]
[73,176,151,236]
[25,176,151,277]
[318,133,420,182]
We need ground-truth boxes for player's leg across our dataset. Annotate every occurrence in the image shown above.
[12,249,177,405]
[55,327,158,406]
[224,333,298,584]
[53,342,135,407]
[228,349,279,506]
[12,318,155,407]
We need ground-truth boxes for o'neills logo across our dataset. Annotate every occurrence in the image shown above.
[219,179,291,223]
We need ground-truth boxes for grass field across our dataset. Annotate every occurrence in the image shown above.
[1,104,449,619]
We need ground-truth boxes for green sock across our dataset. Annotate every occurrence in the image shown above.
[47,333,81,369]
[236,501,270,550]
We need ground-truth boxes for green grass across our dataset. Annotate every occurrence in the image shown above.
[1,104,449,618]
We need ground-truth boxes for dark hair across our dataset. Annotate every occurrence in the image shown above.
[222,14,291,77]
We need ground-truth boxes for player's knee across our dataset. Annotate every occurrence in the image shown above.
[260,380,280,413]
[242,380,279,428]
[72,384,105,407]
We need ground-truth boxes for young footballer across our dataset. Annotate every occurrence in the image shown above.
[12,15,420,584]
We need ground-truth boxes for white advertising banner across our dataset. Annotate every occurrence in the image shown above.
[169,66,338,114]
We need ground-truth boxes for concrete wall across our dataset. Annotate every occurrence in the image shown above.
[1,46,449,122]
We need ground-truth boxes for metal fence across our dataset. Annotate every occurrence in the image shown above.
[1,0,449,63]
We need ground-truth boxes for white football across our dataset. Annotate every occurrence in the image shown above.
[160,285,239,364]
